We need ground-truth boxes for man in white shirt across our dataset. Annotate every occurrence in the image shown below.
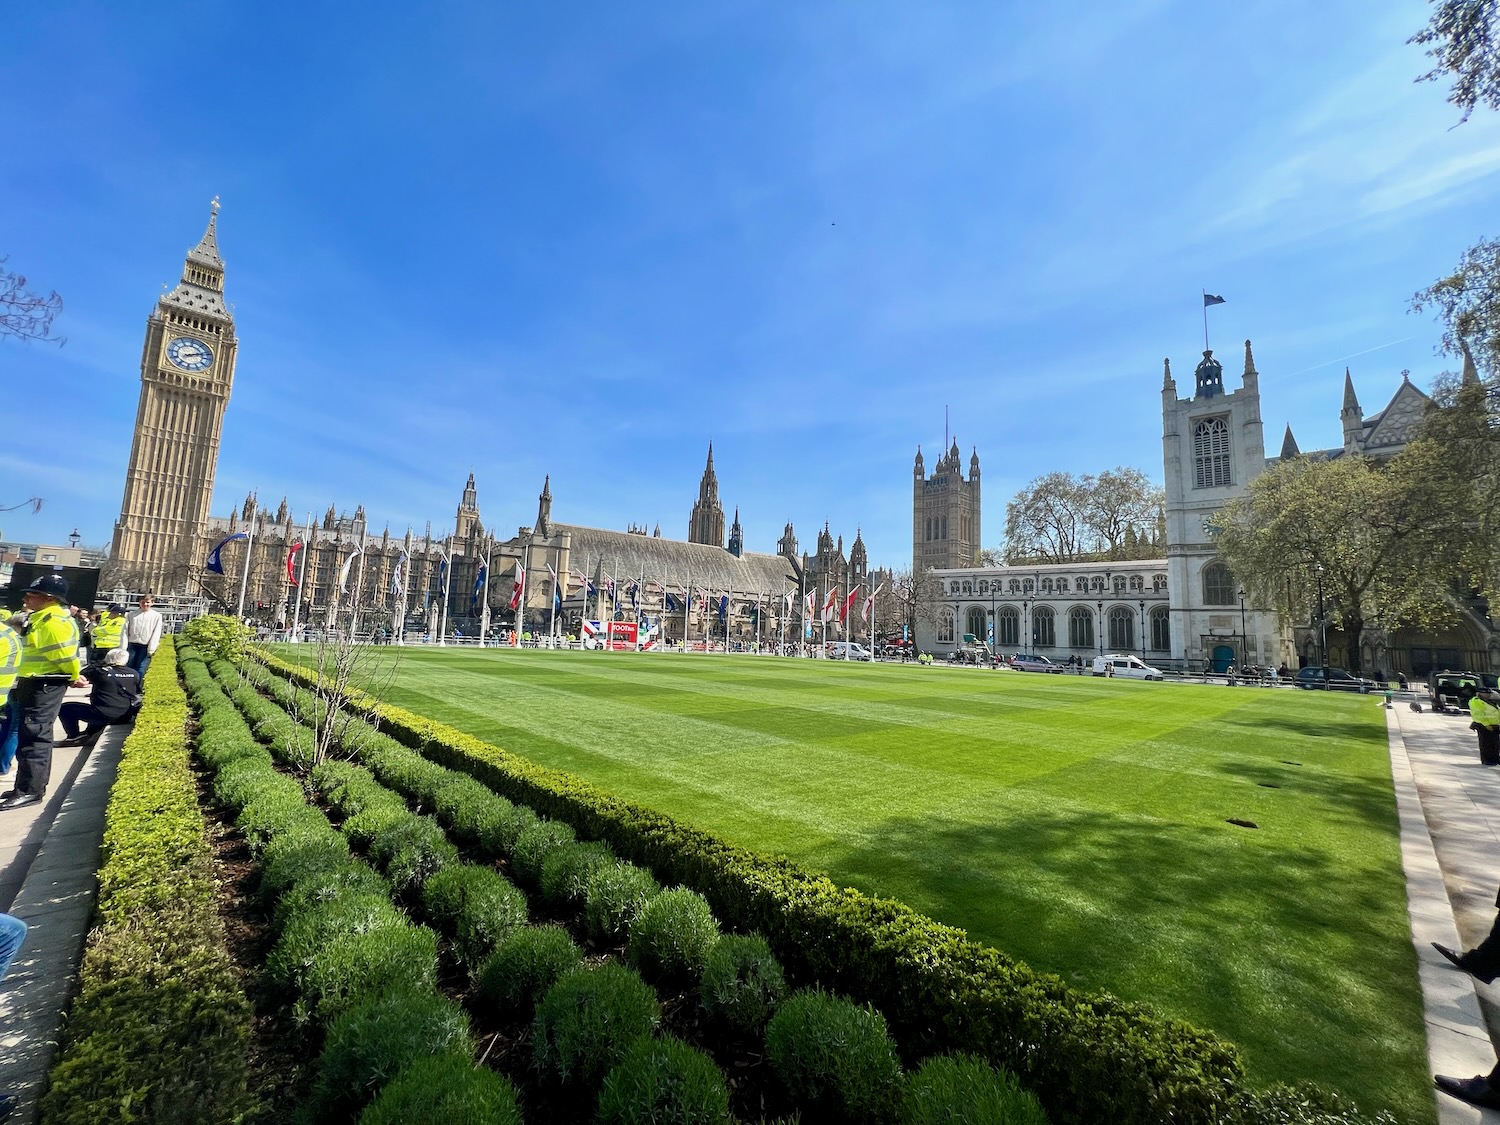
[123,595,164,685]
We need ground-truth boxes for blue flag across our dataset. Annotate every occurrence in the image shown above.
[205,531,248,574]
[665,592,679,613]
[472,564,486,611]
[630,582,640,610]
[717,594,728,621]
[1203,293,1225,307]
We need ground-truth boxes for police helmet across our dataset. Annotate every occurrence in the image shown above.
[24,573,70,602]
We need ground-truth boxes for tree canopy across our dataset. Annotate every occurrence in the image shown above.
[1410,0,1500,122]
[1002,468,1163,564]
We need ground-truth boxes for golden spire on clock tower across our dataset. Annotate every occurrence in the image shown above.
[110,201,240,593]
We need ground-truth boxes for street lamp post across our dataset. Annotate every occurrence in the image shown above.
[1096,599,1104,655]
[1237,588,1247,668]
[1022,597,1030,657]
[1138,599,1146,660]
[1315,565,1327,670]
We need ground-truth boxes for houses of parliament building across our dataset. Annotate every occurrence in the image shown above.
[109,208,877,643]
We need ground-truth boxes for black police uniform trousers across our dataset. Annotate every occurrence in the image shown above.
[13,677,70,798]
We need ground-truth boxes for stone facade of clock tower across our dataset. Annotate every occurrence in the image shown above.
[111,202,239,592]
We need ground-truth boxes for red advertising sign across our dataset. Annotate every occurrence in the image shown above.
[606,621,638,651]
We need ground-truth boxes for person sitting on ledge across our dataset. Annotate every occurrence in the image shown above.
[57,649,142,749]
[1433,909,1500,1108]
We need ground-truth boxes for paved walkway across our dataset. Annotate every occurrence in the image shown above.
[0,688,128,1125]
[0,682,1495,1122]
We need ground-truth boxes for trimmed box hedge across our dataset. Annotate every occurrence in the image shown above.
[41,640,255,1125]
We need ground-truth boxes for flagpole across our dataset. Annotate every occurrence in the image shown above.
[235,518,255,619]
[1202,290,1209,352]
[725,579,733,654]
[290,513,312,642]
[351,542,367,641]
[480,538,492,648]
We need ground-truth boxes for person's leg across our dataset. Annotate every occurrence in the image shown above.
[0,702,18,774]
[0,913,26,980]
[135,650,153,684]
[57,702,91,740]
[13,680,66,800]
[126,643,147,676]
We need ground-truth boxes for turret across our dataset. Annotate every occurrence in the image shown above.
[535,475,552,538]
[1194,350,1223,398]
[1341,369,1363,450]
[1242,339,1258,396]
[1280,425,1300,459]
[727,507,744,558]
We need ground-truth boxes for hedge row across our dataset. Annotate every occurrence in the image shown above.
[41,640,255,1125]
[258,649,1395,1125]
[179,644,521,1122]
[223,652,1052,1125]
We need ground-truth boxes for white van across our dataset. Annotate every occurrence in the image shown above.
[1092,654,1164,680]
[825,641,872,661]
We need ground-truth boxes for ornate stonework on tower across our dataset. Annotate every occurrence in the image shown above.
[688,443,726,547]
[111,201,239,592]
[912,441,980,572]
[456,471,482,540]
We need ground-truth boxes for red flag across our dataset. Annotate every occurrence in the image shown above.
[804,590,816,619]
[509,564,526,610]
[821,589,837,625]
[840,585,861,623]
[861,582,884,623]
[286,541,303,586]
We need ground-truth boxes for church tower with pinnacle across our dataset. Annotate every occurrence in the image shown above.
[112,200,240,592]
[687,443,726,547]
[912,440,980,572]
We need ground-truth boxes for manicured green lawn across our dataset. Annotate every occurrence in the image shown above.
[332,647,1429,1120]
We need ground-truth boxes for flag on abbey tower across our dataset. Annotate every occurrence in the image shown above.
[286,542,303,586]
[839,585,862,623]
[205,531,247,574]
[509,564,525,611]
[1203,293,1225,306]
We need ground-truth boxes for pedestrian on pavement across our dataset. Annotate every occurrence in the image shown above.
[90,603,127,665]
[5,574,82,811]
[58,649,142,748]
[1469,687,1500,767]
[122,595,163,684]
[0,616,21,776]
[1433,903,1500,1109]
[71,606,94,659]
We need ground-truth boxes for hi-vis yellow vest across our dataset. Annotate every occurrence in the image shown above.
[1472,696,1500,730]
[93,611,125,650]
[18,602,81,680]
[0,622,20,695]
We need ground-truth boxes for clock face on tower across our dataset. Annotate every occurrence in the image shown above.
[166,336,214,372]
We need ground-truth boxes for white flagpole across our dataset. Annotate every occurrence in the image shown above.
[479,538,492,648]
[290,512,312,642]
[235,518,255,619]
[725,580,733,654]
[438,543,451,646]
[351,543,367,641]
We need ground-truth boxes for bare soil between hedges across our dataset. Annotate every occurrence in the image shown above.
[191,740,788,1124]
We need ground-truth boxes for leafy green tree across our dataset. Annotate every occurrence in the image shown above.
[1412,240,1500,378]
[1410,0,1500,122]
[1211,454,1459,673]
[1003,468,1163,563]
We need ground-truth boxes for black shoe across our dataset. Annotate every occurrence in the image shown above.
[1435,1073,1500,1110]
[0,793,41,811]
[55,737,86,748]
[0,1092,15,1121]
[0,790,14,800]
[1432,942,1497,983]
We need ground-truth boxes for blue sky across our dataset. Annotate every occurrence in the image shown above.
[4,0,1497,571]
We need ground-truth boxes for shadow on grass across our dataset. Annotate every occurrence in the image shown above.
[1219,709,1385,746]
[1213,757,1399,827]
[818,804,1426,1122]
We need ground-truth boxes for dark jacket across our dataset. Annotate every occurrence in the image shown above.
[83,664,142,722]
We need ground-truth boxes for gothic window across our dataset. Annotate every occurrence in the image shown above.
[926,518,932,541]
[1129,575,1143,592]
[1009,579,1020,594]
[1091,575,1105,592]
[1075,575,1088,592]
[1150,606,1170,651]
[997,607,1020,647]
[1068,607,1094,649]
[1153,574,1167,592]
[1056,577,1069,593]
[1033,606,1056,647]
[1023,579,1034,594]
[1108,606,1135,651]
[942,516,948,539]
[977,580,988,595]
[967,607,987,640]
[938,609,956,644]
[950,581,962,596]
[1041,578,1053,593]
[1193,417,1233,488]
[961,581,972,595]
[1201,562,1236,606]
[1113,576,1126,593]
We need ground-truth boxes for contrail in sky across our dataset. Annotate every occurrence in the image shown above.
[1275,337,1415,380]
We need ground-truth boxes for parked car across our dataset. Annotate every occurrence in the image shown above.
[1294,666,1375,692]
[1428,669,1487,712]
[1011,653,1063,673]
[1091,654,1165,680]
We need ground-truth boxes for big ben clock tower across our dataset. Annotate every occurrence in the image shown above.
[110,200,239,592]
